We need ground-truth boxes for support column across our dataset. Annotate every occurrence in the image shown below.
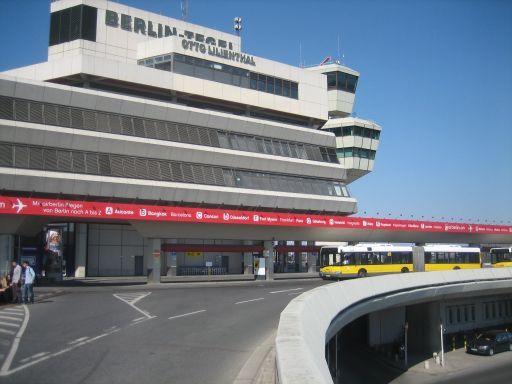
[307,248,317,273]
[243,240,254,275]
[74,223,87,278]
[264,240,274,280]
[413,243,425,272]
[145,238,162,284]
[295,241,302,272]
[0,234,15,277]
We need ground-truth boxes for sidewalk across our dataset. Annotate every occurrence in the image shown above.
[37,272,320,287]
[391,348,512,383]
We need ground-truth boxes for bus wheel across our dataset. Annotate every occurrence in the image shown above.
[453,266,461,270]
[357,269,367,278]
[401,267,409,273]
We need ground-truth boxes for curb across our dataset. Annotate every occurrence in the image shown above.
[233,330,277,384]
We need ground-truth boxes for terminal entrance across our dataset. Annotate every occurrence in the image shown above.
[1,221,320,279]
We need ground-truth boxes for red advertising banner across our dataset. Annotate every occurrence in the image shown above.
[0,195,511,235]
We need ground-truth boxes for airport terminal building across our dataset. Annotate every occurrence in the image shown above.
[0,0,381,278]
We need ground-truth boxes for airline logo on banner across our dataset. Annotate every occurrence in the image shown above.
[0,196,511,235]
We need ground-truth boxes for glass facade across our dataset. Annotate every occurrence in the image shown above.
[325,71,358,93]
[49,5,97,46]
[139,53,299,100]
[336,147,376,160]
[327,125,380,140]
[0,96,338,164]
[0,142,350,198]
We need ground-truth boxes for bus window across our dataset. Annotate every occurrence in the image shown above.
[425,252,432,263]
[342,252,355,265]
[469,253,480,263]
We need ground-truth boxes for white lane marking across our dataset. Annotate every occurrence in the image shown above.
[235,298,264,305]
[0,321,19,328]
[0,304,29,374]
[3,308,24,313]
[113,292,154,319]
[268,288,303,294]
[168,310,206,320]
[0,328,15,335]
[1,328,121,376]
[288,292,302,296]
[132,317,146,322]
[68,337,89,345]
[19,352,50,363]
[0,315,23,322]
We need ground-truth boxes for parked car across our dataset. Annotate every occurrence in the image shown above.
[466,330,512,356]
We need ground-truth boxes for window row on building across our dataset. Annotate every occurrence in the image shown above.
[0,143,350,198]
[139,53,299,99]
[325,71,358,93]
[0,96,338,164]
[446,304,476,325]
[326,125,380,140]
[483,300,512,321]
[336,147,377,160]
[446,299,512,326]
[49,4,97,46]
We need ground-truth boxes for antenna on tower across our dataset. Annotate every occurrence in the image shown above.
[234,17,242,37]
[181,0,189,21]
[299,42,304,68]
[337,34,341,64]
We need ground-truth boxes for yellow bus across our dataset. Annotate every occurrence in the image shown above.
[319,244,481,279]
[490,247,512,268]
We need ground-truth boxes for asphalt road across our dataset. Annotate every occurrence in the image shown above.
[0,279,327,384]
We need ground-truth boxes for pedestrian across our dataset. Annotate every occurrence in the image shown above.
[10,259,22,304]
[22,261,35,304]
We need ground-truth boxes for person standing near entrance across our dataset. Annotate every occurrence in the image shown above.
[22,261,35,304]
[10,260,22,304]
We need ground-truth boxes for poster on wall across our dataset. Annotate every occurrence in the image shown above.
[44,228,63,280]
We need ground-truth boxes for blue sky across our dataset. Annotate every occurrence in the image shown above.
[0,0,511,224]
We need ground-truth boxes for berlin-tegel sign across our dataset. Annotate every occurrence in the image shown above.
[0,196,511,235]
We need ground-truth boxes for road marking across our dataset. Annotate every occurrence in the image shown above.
[3,309,24,313]
[132,317,146,322]
[1,327,121,376]
[0,304,29,374]
[288,292,302,296]
[113,292,154,319]
[0,322,19,328]
[168,310,206,320]
[0,315,22,322]
[0,329,15,335]
[235,298,264,305]
[68,337,89,345]
[19,352,50,363]
[268,288,303,294]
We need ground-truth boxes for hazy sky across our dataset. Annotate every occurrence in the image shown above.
[0,0,511,224]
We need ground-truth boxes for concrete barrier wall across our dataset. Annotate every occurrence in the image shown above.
[275,268,512,384]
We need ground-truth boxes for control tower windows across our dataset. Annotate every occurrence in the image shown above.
[327,126,380,140]
[325,71,359,93]
[336,147,376,160]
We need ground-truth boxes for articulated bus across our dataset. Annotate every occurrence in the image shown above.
[319,244,481,279]
[490,247,512,268]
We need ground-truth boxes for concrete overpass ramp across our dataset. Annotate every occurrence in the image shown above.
[275,268,512,383]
